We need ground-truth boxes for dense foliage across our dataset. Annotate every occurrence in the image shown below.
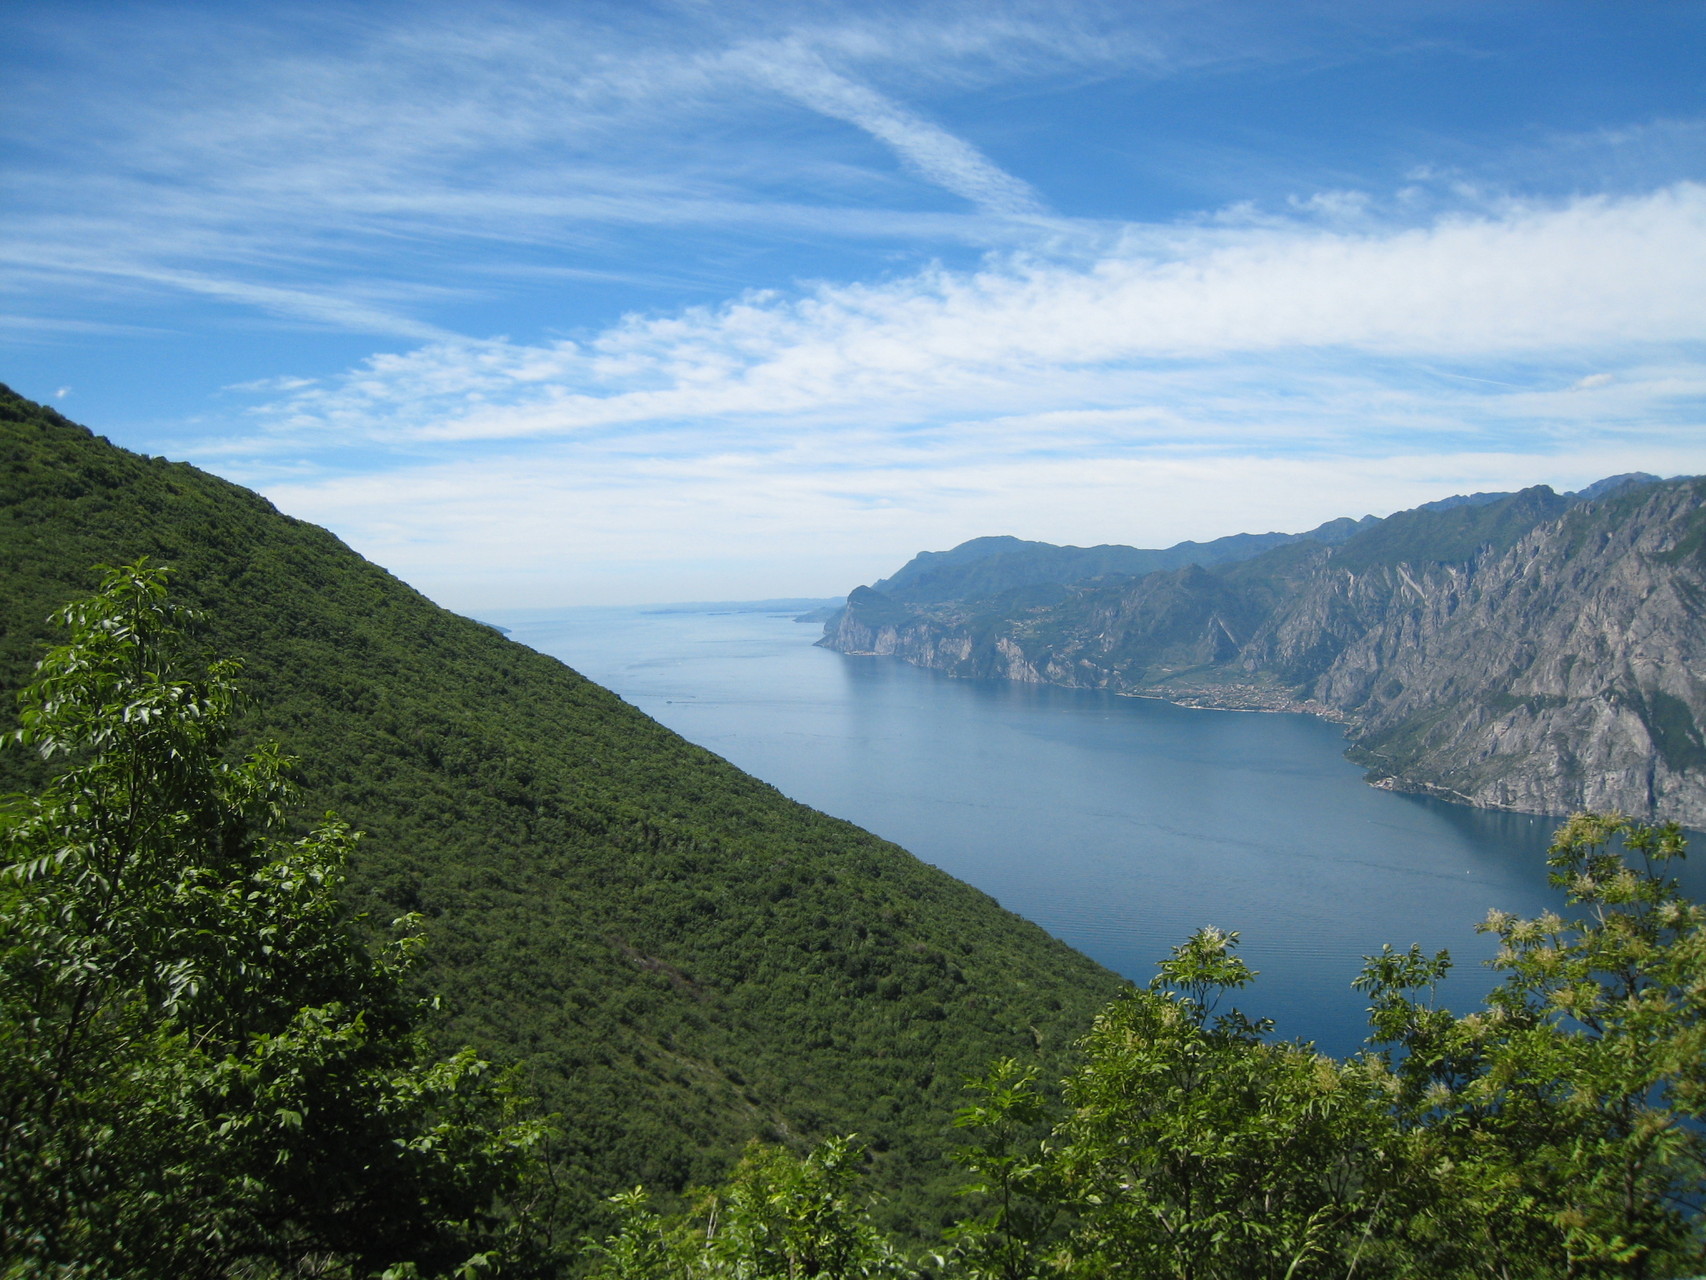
[863,520,1377,607]
[592,814,1706,1278]
[0,563,550,1277]
[0,384,1124,1236]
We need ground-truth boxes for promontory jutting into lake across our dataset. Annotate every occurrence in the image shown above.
[493,472,1706,1058]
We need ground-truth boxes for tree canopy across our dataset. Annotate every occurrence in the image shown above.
[586,816,1706,1279]
[1,382,1124,1241]
[0,562,551,1278]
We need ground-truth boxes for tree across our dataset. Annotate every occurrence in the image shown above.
[946,1058,1060,1280]
[1045,928,1400,1280]
[583,1136,908,1280]
[0,562,551,1278]
[954,820,1706,1280]
[581,811,1706,1279]
[1357,812,1706,1278]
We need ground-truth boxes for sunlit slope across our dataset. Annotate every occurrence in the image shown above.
[0,385,1123,1228]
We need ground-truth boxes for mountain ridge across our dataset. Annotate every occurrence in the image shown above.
[867,515,1383,606]
[821,476,1706,825]
[853,473,1666,613]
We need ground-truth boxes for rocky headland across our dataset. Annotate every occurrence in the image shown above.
[820,476,1706,826]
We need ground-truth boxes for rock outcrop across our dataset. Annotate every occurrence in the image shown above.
[821,478,1706,825]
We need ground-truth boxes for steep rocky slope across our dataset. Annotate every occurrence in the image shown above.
[1333,481,1706,819]
[823,480,1706,825]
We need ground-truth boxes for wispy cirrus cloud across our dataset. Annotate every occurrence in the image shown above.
[8,3,1701,351]
[732,43,1048,216]
[0,3,1113,341]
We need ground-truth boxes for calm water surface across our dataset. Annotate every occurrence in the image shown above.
[487,604,1706,1058]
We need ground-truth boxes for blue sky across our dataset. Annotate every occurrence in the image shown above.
[5,1,1705,608]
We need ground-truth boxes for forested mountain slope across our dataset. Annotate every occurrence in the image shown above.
[0,385,1124,1233]
[823,479,1706,826]
[869,516,1379,605]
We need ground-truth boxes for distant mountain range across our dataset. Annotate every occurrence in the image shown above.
[820,474,1706,826]
[864,515,1382,606]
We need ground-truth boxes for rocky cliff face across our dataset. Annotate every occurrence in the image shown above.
[1328,481,1706,821]
[821,480,1706,825]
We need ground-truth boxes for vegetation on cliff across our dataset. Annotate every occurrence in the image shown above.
[865,518,1377,607]
[12,576,1700,1277]
[0,385,1123,1238]
[590,813,1706,1279]
[0,563,554,1276]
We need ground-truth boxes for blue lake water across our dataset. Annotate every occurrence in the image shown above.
[487,603,1706,1058]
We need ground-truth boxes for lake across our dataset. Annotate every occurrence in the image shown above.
[486,602,1704,1058]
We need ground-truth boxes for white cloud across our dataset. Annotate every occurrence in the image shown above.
[0,314,164,339]
[731,43,1047,215]
[224,375,317,393]
[203,178,1706,608]
[1,246,463,341]
[0,4,1102,337]
[260,435,1706,610]
[10,3,1706,609]
[1286,189,1371,221]
[245,183,1706,448]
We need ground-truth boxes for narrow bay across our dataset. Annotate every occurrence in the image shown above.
[491,603,1705,1058]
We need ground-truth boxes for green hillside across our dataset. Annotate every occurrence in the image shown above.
[0,385,1124,1234]
[1325,483,1572,574]
[865,517,1378,606]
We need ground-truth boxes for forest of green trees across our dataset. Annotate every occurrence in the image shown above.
[0,383,1126,1240]
[6,563,1706,1278]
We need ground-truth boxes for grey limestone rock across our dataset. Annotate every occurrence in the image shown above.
[821,478,1706,825]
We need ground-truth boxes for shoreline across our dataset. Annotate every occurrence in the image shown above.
[1114,684,1354,725]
